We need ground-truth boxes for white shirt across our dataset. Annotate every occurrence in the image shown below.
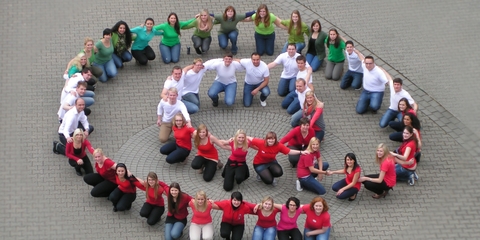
[361,63,388,92]
[204,59,243,85]
[296,68,313,84]
[273,52,301,78]
[60,74,85,103]
[57,92,80,119]
[183,68,207,95]
[296,86,311,109]
[346,50,363,73]
[58,107,89,138]
[157,100,190,123]
[240,59,270,85]
[388,81,415,110]
[163,74,185,100]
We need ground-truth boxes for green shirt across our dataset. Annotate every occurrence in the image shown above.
[310,31,328,60]
[153,18,196,46]
[94,39,114,64]
[325,38,345,62]
[214,14,246,35]
[80,49,95,65]
[184,20,212,38]
[280,20,310,44]
[251,13,277,35]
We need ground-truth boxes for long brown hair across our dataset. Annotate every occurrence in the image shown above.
[254,4,271,27]
[288,10,302,36]
[145,172,160,201]
[194,124,208,148]
[167,182,183,214]
[223,6,236,21]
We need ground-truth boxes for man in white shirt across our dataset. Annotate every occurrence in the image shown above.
[205,54,243,107]
[340,41,363,90]
[53,98,93,155]
[237,53,270,107]
[289,78,311,127]
[61,68,95,104]
[161,66,185,101]
[157,87,191,143]
[57,81,93,122]
[355,55,388,114]
[281,55,313,114]
[379,69,417,128]
[267,44,312,97]
[181,58,208,114]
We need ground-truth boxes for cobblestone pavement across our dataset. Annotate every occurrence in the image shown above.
[1,0,478,239]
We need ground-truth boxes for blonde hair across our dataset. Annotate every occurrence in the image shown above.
[375,143,391,165]
[73,128,85,143]
[93,148,104,156]
[303,90,318,110]
[68,52,89,71]
[194,190,208,212]
[306,137,320,152]
[196,9,213,32]
[259,196,274,211]
[233,129,248,151]
[83,37,94,46]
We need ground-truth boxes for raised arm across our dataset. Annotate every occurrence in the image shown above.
[354,48,365,62]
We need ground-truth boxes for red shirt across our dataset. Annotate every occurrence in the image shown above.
[303,106,324,131]
[228,141,250,162]
[65,139,94,161]
[196,137,219,160]
[115,175,137,193]
[251,138,291,165]
[215,199,255,225]
[345,166,362,190]
[134,181,166,206]
[255,208,280,228]
[398,140,417,169]
[95,158,116,183]
[279,127,315,149]
[302,205,331,230]
[381,156,396,187]
[297,151,320,178]
[173,126,195,150]
[189,200,213,224]
[160,180,193,220]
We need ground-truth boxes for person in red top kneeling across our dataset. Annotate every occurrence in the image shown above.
[109,163,138,212]
[160,113,195,164]
[161,182,193,240]
[302,197,331,240]
[249,131,304,186]
[134,172,167,225]
[328,153,362,201]
[65,128,94,176]
[189,190,214,240]
[83,148,118,197]
[212,191,256,240]
[359,143,396,199]
[222,129,252,191]
[279,118,315,168]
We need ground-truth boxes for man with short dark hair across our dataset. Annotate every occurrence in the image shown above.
[340,41,363,90]
[355,55,388,114]
[205,53,243,107]
[237,52,270,107]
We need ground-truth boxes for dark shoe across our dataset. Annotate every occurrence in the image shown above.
[113,207,118,212]
[53,141,60,154]
[348,194,357,201]
[194,47,202,55]
[75,170,82,176]
[212,101,218,107]
[126,205,131,210]
[372,190,388,199]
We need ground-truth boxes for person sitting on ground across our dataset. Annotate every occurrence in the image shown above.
[204,54,243,107]
[301,90,326,141]
[340,41,363,90]
[134,172,167,226]
[355,56,388,114]
[65,128,94,176]
[389,112,421,142]
[109,163,138,212]
[302,197,331,240]
[160,113,195,164]
[251,196,281,240]
[83,148,117,198]
[236,52,271,107]
[275,197,303,240]
[296,137,329,195]
[189,190,214,240]
[222,129,252,191]
[281,55,314,115]
[328,153,361,201]
[279,118,315,168]
[390,126,419,186]
[157,87,191,143]
[159,182,193,240]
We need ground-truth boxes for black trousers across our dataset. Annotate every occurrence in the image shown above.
[220,222,244,240]
[362,174,391,195]
[132,46,156,65]
[277,228,302,240]
[222,160,249,191]
[68,155,93,174]
[191,156,218,182]
[109,187,137,211]
[83,173,117,197]
[140,202,165,226]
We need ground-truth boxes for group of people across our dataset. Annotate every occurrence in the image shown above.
[50,3,426,240]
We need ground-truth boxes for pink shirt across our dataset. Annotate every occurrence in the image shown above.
[277,205,302,231]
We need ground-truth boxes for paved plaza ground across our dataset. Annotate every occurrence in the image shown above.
[1,0,479,239]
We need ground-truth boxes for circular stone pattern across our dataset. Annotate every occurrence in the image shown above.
[116,109,362,231]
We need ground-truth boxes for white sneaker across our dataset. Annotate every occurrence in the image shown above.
[296,179,303,191]
[260,100,267,107]
[272,178,278,187]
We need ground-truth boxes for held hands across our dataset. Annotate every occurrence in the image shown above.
[326,170,333,176]
[77,159,84,165]
[358,176,368,183]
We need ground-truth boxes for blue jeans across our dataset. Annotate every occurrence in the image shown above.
[218,31,239,53]
[93,59,117,82]
[281,91,300,114]
[277,77,296,97]
[290,109,303,127]
[332,178,359,199]
[379,109,403,128]
[208,81,237,106]
[395,164,414,182]
[159,43,181,63]
[112,51,132,68]
[282,41,306,53]
[160,143,191,164]
[252,225,277,240]
[298,162,329,195]
[306,53,323,72]
[304,227,331,240]
[164,222,185,240]
[254,32,275,56]
[340,70,363,90]
[355,90,384,114]
[182,93,199,114]
[81,90,95,107]
[243,82,270,107]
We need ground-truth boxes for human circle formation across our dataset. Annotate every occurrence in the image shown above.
[53,4,423,239]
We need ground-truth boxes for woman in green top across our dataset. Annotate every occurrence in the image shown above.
[111,21,133,69]
[251,4,286,56]
[93,28,117,82]
[306,20,328,72]
[64,37,102,88]
[280,10,310,54]
[154,13,196,64]
[130,18,164,66]
[214,6,255,55]
[184,9,214,55]
[324,28,346,80]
